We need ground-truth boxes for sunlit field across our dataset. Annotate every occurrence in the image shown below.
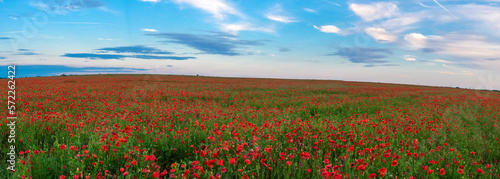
[1,75,499,178]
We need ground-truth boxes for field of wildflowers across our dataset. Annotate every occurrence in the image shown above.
[1,75,499,178]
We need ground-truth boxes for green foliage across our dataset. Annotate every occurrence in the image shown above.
[0,75,499,178]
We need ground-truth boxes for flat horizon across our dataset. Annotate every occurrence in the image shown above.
[5,72,499,92]
[2,0,500,91]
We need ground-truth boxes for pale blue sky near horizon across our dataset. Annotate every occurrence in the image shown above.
[1,0,500,90]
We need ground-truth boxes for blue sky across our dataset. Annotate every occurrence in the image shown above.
[1,0,500,89]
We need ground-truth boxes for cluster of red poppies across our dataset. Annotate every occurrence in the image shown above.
[1,75,499,178]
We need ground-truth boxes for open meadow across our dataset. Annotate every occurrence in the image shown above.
[1,75,499,178]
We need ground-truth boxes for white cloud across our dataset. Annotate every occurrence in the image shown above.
[266,4,297,23]
[29,0,106,15]
[142,28,157,32]
[222,23,246,32]
[380,16,421,32]
[404,33,428,48]
[349,2,398,22]
[433,59,453,63]
[431,0,457,19]
[365,27,397,43]
[420,33,500,60]
[304,8,317,13]
[314,25,340,34]
[404,55,416,62]
[454,4,500,34]
[173,0,275,34]
[266,14,297,23]
[220,23,274,33]
[442,64,451,68]
[405,32,500,70]
[419,2,431,8]
[385,16,420,27]
[406,4,500,37]
[322,0,340,6]
[173,0,240,20]
[433,35,500,60]
[437,71,474,76]
[438,71,455,75]
[49,21,110,25]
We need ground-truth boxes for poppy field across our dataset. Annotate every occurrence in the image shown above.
[1,74,500,179]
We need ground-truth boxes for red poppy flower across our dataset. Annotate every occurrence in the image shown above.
[192,161,200,166]
[229,158,237,165]
[391,160,398,166]
[379,168,387,177]
[422,166,428,170]
[152,172,160,178]
[241,174,249,179]
[439,168,445,175]
[427,169,434,174]
[160,170,168,176]
[357,165,365,171]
